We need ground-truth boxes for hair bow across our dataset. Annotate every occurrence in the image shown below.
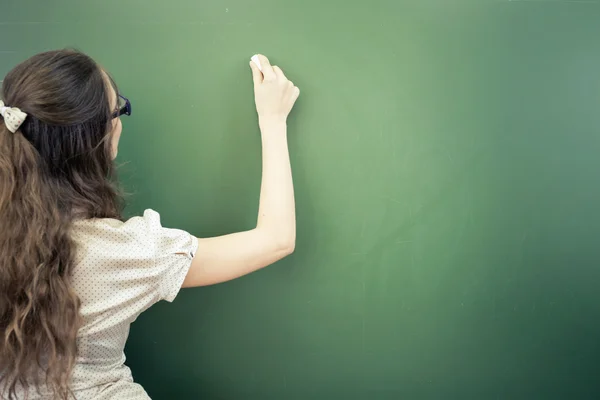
[0,100,27,133]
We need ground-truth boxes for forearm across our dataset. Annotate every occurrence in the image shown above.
[181,54,299,288]
[183,120,296,288]
[256,118,296,250]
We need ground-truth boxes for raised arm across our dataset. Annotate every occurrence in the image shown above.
[182,55,300,288]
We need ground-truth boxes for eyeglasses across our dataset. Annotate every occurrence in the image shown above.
[113,94,131,119]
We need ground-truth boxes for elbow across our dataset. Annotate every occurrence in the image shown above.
[256,226,295,259]
[271,227,295,257]
[277,234,296,257]
[285,238,296,256]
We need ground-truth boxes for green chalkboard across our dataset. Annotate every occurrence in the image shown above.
[4,0,600,399]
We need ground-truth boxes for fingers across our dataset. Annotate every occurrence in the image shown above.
[292,86,300,101]
[257,54,276,81]
[286,79,299,99]
[273,66,287,81]
[252,53,300,105]
[254,55,293,85]
[249,61,263,85]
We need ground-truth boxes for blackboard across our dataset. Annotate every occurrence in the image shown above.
[3,0,600,398]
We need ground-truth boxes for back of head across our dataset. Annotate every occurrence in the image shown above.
[0,50,122,399]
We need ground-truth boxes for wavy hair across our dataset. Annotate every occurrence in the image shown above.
[0,50,123,399]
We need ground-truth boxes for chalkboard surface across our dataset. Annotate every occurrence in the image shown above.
[3,0,600,398]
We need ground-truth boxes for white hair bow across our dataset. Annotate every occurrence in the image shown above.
[0,100,27,133]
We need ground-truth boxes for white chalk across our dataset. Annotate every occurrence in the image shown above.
[251,54,262,72]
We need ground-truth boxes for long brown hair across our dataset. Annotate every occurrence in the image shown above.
[0,50,122,399]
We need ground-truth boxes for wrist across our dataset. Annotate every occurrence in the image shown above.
[259,115,287,129]
[259,117,287,139]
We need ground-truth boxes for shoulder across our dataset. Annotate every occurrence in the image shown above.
[73,209,195,254]
[74,209,162,232]
[72,209,165,248]
[121,209,164,236]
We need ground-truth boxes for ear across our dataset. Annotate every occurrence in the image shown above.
[110,120,122,160]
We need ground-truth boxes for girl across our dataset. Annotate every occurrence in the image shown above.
[0,50,299,399]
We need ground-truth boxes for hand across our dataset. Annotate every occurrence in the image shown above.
[250,54,300,124]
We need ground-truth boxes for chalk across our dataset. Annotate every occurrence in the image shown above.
[251,55,262,72]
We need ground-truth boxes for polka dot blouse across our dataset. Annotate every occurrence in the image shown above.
[14,209,198,399]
